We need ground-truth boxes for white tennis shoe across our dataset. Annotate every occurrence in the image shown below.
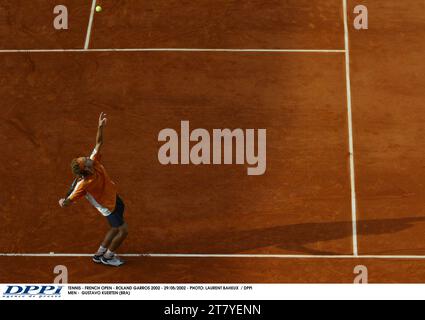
[100,255,125,267]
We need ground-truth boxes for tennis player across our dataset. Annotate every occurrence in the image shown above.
[58,112,128,267]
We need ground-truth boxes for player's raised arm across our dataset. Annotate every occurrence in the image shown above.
[94,112,107,153]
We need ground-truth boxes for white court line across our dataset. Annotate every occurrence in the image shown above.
[0,48,345,53]
[342,0,358,256]
[84,0,97,49]
[2,253,425,260]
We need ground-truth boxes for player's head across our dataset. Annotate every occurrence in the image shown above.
[71,157,94,177]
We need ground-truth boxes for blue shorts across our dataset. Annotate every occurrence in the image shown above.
[106,196,125,228]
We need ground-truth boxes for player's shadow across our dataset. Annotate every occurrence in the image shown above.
[169,217,425,255]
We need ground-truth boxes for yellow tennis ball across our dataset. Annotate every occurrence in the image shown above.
[95,5,102,13]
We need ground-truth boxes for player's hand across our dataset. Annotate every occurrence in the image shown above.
[98,112,107,127]
[58,198,66,207]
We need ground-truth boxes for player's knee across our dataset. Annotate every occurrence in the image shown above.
[119,225,128,237]
[111,227,119,234]
[119,230,128,239]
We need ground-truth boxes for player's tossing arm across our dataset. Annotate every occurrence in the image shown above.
[94,112,107,153]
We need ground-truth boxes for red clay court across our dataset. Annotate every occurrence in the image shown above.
[0,0,425,283]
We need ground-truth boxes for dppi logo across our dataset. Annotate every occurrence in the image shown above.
[3,285,63,298]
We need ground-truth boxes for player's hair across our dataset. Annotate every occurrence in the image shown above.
[71,158,86,177]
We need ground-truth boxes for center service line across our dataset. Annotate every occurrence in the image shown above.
[342,0,359,256]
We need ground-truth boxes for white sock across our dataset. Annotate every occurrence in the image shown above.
[96,246,107,255]
[104,250,115,259]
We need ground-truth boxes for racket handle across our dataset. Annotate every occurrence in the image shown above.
[65,178,79,199]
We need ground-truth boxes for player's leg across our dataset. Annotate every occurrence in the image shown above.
[102,228,119,248]
[101,223,128,267]
[101,196,128,267]
[108,223,128,252]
